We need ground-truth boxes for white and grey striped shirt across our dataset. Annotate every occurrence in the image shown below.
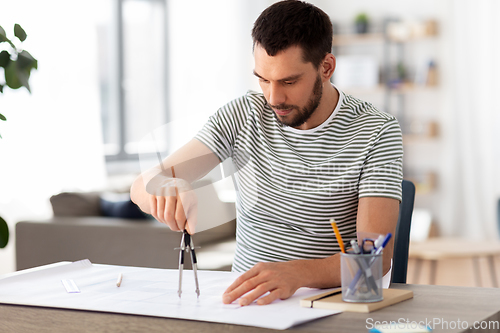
[195,87,403,272]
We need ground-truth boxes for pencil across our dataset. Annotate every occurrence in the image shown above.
[330,218,346,253]
[170,166,180,197]
[330,218,356,277]
[116,273,123,287]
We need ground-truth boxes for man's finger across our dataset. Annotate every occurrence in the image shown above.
[164,196,180,231]
[224,267,260,295]
[223,273,263,304]
[237,282,274,306]
[186,205,197,234]
[149,195,157,218]
[256,289,281,305]
[182,191,198,234]
[156,195,165,223]
[175,196,187,231]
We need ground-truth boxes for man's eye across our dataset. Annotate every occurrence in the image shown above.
[284,81,295,85]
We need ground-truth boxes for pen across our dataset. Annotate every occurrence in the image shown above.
[349,239,378,293]
[345,233,392,297]
[350,239,361,254]
[116,273,123,287]
[330,219,345,253]
[372,233,392,257]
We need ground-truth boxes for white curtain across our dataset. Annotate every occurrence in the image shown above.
[447,0,500,239]
[0,0,107,273]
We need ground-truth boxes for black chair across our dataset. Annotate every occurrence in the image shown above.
[391,180,416,284]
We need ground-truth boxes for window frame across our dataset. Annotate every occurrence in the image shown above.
[103,0,170,166]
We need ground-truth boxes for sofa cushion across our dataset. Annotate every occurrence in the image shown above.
[50,192,102,217]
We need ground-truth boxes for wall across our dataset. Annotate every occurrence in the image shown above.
[166,0,260,151]
[0,0,107,274]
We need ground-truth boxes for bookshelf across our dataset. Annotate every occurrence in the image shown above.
[331,20,441,195]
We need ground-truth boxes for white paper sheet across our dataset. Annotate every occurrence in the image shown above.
[0,260,340,330]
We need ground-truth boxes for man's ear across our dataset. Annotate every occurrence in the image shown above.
[321,54,336,81]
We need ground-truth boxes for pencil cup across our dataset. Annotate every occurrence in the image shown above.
[340,252,383,303]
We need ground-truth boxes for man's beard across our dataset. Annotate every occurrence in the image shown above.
[270,75,323,128]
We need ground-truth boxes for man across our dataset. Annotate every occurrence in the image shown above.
[131,0,403,306]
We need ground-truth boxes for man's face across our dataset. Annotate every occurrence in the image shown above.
[253,44,323,128]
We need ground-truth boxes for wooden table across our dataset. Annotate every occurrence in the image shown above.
[1,284,500,333]
[409,238,500,286]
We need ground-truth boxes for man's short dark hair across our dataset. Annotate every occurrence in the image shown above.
[252,0,333,69]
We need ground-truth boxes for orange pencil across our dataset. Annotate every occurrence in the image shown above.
[330,218,345,253]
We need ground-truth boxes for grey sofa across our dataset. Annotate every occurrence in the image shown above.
[16,182,236,271]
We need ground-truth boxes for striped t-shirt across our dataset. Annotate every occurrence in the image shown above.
[195,87,403,272]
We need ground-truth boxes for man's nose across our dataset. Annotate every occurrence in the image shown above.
[268,83,286,106]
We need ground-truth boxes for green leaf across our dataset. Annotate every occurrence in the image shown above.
[0,25,6,42]
[5,61,23,90]
[0,113,6,121]
[5,53,35,93]
[17,50,37,71]
[14,24,27,42]
[0,216,9,249]
[0,26,15,48]
[0,50,10,68]
[0,84,3,93]
[17,68,31,92]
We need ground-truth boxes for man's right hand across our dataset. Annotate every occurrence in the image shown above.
[130,139,221,235]
[144,172,198,234]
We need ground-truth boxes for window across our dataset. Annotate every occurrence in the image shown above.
[97,0,169,166]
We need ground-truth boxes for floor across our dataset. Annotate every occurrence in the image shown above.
[407,255,500,288]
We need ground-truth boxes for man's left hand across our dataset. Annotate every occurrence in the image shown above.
[222,261,306,306]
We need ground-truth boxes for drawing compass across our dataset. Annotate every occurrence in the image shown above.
[177,229,200,298]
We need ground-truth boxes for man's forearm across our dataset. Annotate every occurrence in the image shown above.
[290,249,392,290]
[288,255,343,289]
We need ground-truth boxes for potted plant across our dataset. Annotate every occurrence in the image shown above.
[354,13,369,34]
[0,23,38,249]
[0,217,7,249]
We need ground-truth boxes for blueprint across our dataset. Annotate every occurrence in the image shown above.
[0,260,340,330]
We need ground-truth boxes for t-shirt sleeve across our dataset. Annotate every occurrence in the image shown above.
[194,96,249,162]
[358,117,403,201]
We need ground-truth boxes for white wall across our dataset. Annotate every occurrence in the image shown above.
[0,0,107,274]
[166,0,260,150]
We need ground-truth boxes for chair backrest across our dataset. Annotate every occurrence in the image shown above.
[391,180,416,284]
